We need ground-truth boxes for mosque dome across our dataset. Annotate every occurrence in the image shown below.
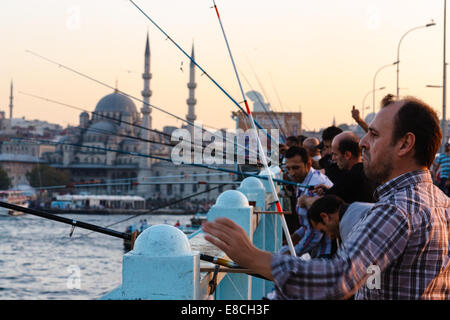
[87,120,117,135]
[94,92,137,114]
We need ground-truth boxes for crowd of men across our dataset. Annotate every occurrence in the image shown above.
[203,94,449,300]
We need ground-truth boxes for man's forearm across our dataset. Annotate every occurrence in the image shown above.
[247,248,274,281]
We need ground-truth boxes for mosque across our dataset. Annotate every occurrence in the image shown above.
[46,34,235,200]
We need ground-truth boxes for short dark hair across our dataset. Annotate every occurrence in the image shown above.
[286,136,299,145]
[322,126,343,142]
[338,138,361,158]
[383,95,442,168]
[307,195,344,224]
[297,135,308,145]
[285,146,310,163]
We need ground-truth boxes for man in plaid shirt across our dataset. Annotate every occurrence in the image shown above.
[203,95,449,299]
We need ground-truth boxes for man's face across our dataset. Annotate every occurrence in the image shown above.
[310,213,340,239]
[285,155,310,182]
[360,104,400,185]
[331,140,349,170]
[321,140,332,156]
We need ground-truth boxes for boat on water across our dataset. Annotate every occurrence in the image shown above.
[0,190,29,216]
[47,194,147,214]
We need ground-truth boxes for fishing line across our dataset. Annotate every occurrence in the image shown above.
[211,0,296,256]
[127,0,275,144]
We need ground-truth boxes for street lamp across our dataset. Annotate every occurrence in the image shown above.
[373,62,398,114]
[362,86,385,120]
[396,21,436,97]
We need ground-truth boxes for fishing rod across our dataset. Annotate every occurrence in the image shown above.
[199,253,269,281]
[60,184,226,242]
[0,201,266,279]
[19,137,310,188]
[0,201,131,240]
[211,0,296,256]
[127,0,275,144]
[33,180,239,192]
[20,90,172,141]
[20,89,263,161]
[66,123,262,165]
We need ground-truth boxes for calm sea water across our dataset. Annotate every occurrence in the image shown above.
[0,213,192,300]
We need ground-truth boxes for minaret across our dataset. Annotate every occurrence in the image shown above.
[186,43,197,131]
[9,80,13,129]
[141,32,152,129]
[138,32,152,195]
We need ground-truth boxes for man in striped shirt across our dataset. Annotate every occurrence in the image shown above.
[203,95,450,299]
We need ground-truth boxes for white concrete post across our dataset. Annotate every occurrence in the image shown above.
[120,224,200,300]
[206,190,253,300]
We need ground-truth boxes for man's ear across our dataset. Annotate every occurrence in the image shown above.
[344,151,352,160]
[397,132,415,157]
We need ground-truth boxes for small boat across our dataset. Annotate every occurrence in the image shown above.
[190,213,207,227]
[0,190,29,216]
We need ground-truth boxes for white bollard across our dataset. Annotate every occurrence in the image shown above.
[120,224,200,300]
[206,190,253,299]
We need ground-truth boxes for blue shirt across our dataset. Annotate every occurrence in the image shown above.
[436,153,450,179]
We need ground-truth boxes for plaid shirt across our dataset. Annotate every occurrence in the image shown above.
[271,170,450,299]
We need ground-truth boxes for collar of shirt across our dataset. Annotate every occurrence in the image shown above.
[374,169,432,201]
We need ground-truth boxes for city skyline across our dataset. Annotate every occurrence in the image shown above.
[0,0,447,132]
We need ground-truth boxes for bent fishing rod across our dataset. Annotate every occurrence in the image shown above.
[20,89,263,161]
[127,0,275,144]
[0,201,267,279]
[18,137,311,189]
[211,0,296,256]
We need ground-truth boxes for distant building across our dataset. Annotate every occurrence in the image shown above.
[236,91,302,138]
[0,141,49,187]
[45,35,235,201]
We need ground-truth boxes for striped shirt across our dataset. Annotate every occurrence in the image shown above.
[436,153,450,179]
[279,168,334,257]
[271,170,450,299]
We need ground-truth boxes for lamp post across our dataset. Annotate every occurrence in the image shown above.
[362,86,385,120]
[396,21,436,98]
[373,62,398,114]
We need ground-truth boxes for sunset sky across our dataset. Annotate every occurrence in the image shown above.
[0,0,447,132]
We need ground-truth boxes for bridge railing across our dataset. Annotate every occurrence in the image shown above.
[101,166,285,300]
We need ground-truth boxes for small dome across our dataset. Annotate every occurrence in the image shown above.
[133,224,191,256]
[214,190,249,208]
[87,121,117,135]
[239,177,264,189]
[95,92,137,114]
[80,111,89,118]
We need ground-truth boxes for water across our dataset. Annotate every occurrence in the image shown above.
[0,213,193,300]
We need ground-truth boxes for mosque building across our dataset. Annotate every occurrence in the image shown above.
[46,34,235,200]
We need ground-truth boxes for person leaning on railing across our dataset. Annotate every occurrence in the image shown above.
[203,94,450,299]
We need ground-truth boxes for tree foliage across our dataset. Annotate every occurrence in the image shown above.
[26,164,71,188]
[0,166,11,190]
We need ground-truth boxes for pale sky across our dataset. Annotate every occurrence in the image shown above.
[0,0,447,132]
